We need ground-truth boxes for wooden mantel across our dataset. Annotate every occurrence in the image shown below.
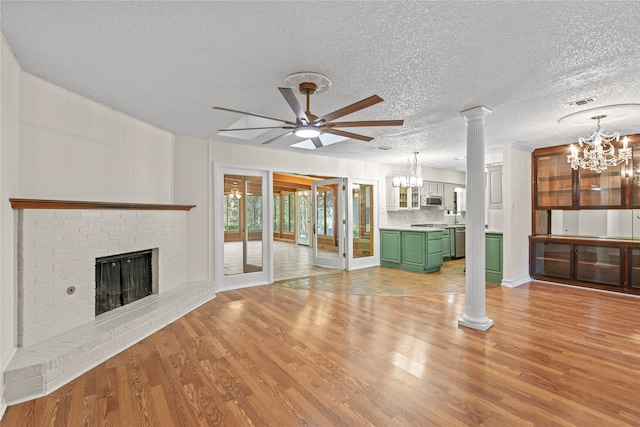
[9,198,196,211]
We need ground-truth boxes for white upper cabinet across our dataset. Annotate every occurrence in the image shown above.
[443,183,456,210]
[386,177,400,211]
[487,165,503,209]
[456,188,467,212]
[425,181,444,197]
[386,177,420,211]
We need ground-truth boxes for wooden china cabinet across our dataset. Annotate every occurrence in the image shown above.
[530,134,640,295]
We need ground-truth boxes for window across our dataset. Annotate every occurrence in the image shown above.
[282,193,295,233]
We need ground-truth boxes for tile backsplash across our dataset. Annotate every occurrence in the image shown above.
[384,207,465,227]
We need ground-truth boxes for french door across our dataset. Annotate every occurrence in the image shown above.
[312,178,345,269]
[346,178,379,270]
[215,166,271,291]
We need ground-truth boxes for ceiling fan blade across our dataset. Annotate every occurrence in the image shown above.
[315,95,383,124]
[311,137,323,148]
[324,128,373,142]
[278,87,310,123]
[321,119,404,128]
[212,106,297,126]
[218,126,294,132]
[262,131,293,145]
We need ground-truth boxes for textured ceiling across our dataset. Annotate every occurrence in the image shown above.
[2,1,640,171]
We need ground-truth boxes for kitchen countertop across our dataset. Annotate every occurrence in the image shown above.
[381,226,503,234]
[381,226,447,232]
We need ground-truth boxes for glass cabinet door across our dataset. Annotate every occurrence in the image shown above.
[531,241,572,279]
[535,152,574,209]
[399,187,408,209]
[578,164,624,208]
[410,188,420,209]
[629,248,640,290]
[575,244,622,287]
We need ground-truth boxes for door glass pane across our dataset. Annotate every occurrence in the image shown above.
[353,183,374,258]
[224,175,263,276]
[316,185,338,259]
[297,192,310,246]
[273,195,280,232]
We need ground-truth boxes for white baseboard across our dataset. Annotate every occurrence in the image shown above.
[501,275,531,288]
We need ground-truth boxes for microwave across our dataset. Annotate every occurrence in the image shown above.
[420,195,442,206]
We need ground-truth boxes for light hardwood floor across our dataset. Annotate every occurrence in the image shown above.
[3,269,640,426]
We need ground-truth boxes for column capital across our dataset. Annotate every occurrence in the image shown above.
[460,106,492,122]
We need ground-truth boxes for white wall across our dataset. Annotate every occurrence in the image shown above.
[173,135,210,281]
[502,144,532,287]
[19,73,174,203]
[1,35,21,418]
[421,166,466,185]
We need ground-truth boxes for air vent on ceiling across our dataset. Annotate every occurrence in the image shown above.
[566,97,597,107]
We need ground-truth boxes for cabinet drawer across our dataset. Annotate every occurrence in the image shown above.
[427,238,442,254]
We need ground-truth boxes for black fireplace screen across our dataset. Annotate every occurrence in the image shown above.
[95,250,152,315]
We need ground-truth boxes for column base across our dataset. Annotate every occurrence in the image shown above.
[458,313,494,331]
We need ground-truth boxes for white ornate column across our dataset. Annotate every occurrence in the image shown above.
[458,106,494,331]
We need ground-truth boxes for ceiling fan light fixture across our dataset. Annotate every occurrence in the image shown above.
[294,125,320,138]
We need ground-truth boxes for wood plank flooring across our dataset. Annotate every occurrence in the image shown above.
[3,272,640,426]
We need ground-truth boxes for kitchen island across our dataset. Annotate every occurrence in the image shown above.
[380,227,444,273]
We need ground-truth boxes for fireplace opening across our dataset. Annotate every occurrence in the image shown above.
[95,250,153,315]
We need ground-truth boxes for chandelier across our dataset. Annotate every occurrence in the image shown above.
[228,182,242,199]
[392,152,424,188]
[567,115,631,173]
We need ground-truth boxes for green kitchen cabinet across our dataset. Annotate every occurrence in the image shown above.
[401,231,427,271]
[380,229,443,273]
[426,231,443,272]
[486,233,503,283]
[442,229,451,258]
[380,229,402,265]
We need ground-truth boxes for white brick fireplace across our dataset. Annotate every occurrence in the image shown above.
[4,200,215,404]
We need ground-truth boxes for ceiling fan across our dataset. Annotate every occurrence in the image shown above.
[213,72,404,148]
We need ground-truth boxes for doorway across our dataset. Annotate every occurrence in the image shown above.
[271,173,379,279]
[214,167,379,288]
